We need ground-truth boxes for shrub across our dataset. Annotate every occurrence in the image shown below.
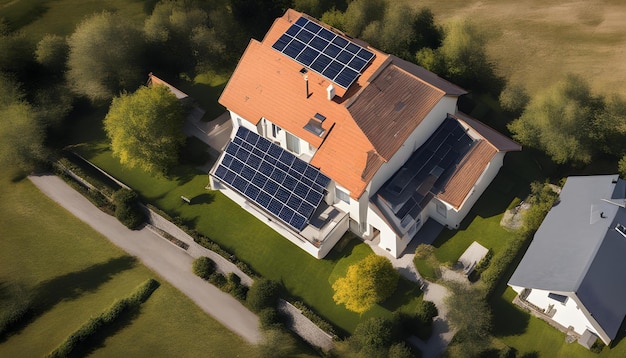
[208,272,226,288]
[247,278,280,312]
[48,279,159,358]
[112,189,145,229]
[590,338,606,354]
[416,300,438,324]
[258,307,282,330]
[192,256,216,280]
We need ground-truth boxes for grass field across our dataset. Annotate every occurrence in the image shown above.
[73,137,423,335]
[0,172,263,357]
[407,0,626,97]
[0,0,151,39]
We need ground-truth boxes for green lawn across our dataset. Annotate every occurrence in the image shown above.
[69,131,422,335]
[0,173,263,357]
[408,0,626,97]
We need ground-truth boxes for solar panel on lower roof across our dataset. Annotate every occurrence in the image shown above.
[272,16,375,89]
[213,127,330,232]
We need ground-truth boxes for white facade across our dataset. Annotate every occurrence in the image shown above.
[510,286,607,344]
[220,98,508,259]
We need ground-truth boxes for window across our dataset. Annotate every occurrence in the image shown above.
[408,217,422,237]
[286,132,300,154]
[400,214,412,228]
[271,124,281,138]
[335,187,350,204]
[616,223,626,238]
[436,201,447,218]
[548,293,568,304]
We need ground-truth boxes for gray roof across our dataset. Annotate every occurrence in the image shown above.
[508,175,626,340]
[371,116,475,237]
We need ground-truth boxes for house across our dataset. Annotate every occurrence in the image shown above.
[508,175,626,348]
[209,9,521,259]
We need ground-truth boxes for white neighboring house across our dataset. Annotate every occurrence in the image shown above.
[509,175,626,348]
[209,9,521,259]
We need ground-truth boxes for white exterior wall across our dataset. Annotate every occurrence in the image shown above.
[524,289,601,339]
[429,152,506,229]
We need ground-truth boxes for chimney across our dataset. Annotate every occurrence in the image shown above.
[327,84,335,100]
[304,76,310,98]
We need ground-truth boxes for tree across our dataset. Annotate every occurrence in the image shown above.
[388,342,414,358]
[67,11,144,102]
[418,19,502,94]
[507,74,600,164]
[619,156,626,179]
[347,316,396,358]
[332,254,399,313]
[522,181,559,235]
[499,82,530,114]
[0,29,35,77]
[246,278,280,312]
[104,84,185,175]
[35,34,68,73]
[230,0,291,39]
[0,75,46,177]
[445,283,492,358]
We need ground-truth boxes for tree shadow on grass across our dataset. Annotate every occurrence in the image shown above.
[379,277,423,312]
[490,295,529,337]
[0,256,137,341]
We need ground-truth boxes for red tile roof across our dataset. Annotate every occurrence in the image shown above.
[219,9,514,200]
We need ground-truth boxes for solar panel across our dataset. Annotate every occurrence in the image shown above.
[272,16,375,89]
[213,127,330,232]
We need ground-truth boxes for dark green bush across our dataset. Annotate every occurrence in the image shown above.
[192,256,216,280]
[590,338,606,354]
[208,272,227,287]
[258,307,282,330]
[416,300,438,323]
[112,189,145,229]
[247,278,280,312]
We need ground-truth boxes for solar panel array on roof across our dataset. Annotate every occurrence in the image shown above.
[272,16,375,89]
[373,117,475,235]
[213,127,330,232]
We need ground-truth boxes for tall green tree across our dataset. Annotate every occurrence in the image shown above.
[104,85,185,175]
[67,11,144,102]
[417,19,502,93]
[321,1,441,61]
[145,0,245,72]
[507,74,601,164]
[445,283,492,358]
[332,254,399,314]
[0,76,46,177]
[35,34,68,74]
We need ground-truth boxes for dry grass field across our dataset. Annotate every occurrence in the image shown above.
[408,0,626,96]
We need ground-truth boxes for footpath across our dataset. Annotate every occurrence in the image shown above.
[29,174,262,343]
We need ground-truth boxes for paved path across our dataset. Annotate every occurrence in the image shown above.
[29,174,261,344]
[364,221,455,358]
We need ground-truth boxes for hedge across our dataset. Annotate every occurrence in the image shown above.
[291,301,336,337]
[48,279,159,358]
